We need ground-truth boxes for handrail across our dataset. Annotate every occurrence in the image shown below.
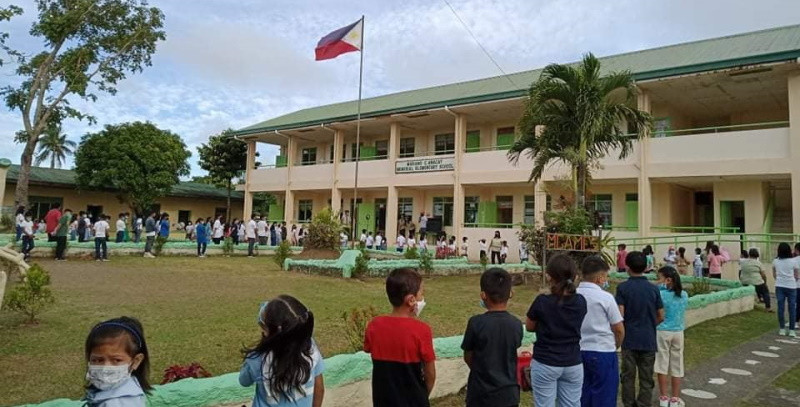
[650,226,739,233]
[463,222,517,228]
[296,159,335,166]
[624,120,789,139]
[465,145,511,153]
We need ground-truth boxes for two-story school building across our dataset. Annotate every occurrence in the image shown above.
[234,24,800,262]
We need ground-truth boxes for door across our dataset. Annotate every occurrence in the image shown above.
[374,199,387,233]
[720,201,745,232]
[357,203,376,234]
[625,193,638,229]
[86,205,103,223]
[268,204,284,222]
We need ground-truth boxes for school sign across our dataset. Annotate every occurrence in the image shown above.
[395,157,455,174]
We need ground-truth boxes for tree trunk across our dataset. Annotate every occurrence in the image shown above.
[576,163,587,210]
[50,154,55,169]
[14,137,39,209]
[226,179,232,222]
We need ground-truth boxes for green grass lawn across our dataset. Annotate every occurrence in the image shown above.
[0,256,543,406]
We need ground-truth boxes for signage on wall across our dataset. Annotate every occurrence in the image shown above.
[395,157,455,174]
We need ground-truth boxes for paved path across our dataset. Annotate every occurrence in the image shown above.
[671,331,800,406]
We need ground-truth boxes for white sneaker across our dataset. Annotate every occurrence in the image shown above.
[659,396,670,407]
[669,397,684,407]
[790,330,797,338]
[780,329,788,336]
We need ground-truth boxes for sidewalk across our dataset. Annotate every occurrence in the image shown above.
[666,330,800,406]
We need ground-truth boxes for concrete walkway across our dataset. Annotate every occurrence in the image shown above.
[671,330,800,406]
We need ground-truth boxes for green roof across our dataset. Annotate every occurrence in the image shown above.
[5,165,243,200]
[236,24,800,135]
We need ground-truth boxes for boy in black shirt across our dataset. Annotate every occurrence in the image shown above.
[461,268,524,407]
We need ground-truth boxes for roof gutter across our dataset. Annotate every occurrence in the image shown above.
[444,105,458,118]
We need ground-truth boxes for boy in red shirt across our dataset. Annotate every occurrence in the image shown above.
[365,268,436,406]
[617,243,628,273]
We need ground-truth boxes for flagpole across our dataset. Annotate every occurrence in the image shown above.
[351,15,364,247]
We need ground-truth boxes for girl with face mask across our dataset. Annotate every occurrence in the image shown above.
[84,317,151,406]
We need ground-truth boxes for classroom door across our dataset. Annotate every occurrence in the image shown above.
[625,194,639,229]
[357,203,375,234]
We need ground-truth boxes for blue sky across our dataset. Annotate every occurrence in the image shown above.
[1,0,799,178]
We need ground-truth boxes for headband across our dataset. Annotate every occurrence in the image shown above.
[257,301,269,326]
[93,322,143,349]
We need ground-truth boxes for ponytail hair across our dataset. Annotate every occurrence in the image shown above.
[546,254,577,300]
[243,295,315,401]
[657,266,683,298]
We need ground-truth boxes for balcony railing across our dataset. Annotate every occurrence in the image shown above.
[296,159,334,166]
[465,145,512,153]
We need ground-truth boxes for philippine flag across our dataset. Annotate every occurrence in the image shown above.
[315,19,363,61]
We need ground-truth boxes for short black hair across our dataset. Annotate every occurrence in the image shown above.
[778,242,792,259]
[480,268,512,303]
[626,251,647,274]
[581,255,609,278]
[386,268,422,307]
[748,248,760,259]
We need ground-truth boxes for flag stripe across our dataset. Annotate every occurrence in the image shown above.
[315,40,360,61]
[316,20,360,48]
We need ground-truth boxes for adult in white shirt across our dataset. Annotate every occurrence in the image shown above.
[256,217,268,245]
[773,242,799,336]
[418,212,428,239]
[93,215,110,261]
[375,233,384,250]
[246,215,258,257]
[115,214,126,243]
[576,256,624,406]
[396,233,406,253]
[212,216,225,244]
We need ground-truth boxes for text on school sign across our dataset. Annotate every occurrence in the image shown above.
[395,157,455,174]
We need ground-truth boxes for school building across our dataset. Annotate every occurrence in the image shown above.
[233,24,800,262]
[0,161,244,225]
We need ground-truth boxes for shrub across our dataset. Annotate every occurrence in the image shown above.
[403,246,419,259]
[518,223,545,265]
[544,207,592,235]
[687,278,712,297]
[419,249,433,275]
[305,207,342,251]
[161,363,212,384]
[341,306,378,352]
[0,214,13,233]
[274,240,292,269]
[3,264,55,323]
[221,237,234,256]
[154,236,168,256]
[353,247,370,278]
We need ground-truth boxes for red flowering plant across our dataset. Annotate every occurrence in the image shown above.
[161,363,212,384]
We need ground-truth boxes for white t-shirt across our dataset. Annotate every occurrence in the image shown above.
[116,219,126,232]
[500,246,509,256]
[16,213,25,227]
[246,220,257,239]
[480,241,488,251]
[407,238,416,248]
[396,235,406,248]
[135,218,143,231]
[213,220,224,238]
[360,233,367,243]
[21,219,33,235]
[773,258,798,289]
[419,215,428,229]
[419,240,427,251]
[186,224,195,235]
[366,235,374,247]
[256,220,267,237]
[375,235,383,247]
[461,242,468,256]
[577,282,624,352]
[93,220,110,238]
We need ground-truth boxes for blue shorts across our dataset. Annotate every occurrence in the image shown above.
[581,351,619,407]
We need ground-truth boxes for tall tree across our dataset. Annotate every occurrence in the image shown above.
[508,53,651,209]
[1,0,166,208]
[34,126,76,168]
[0,5,22,66]
[197,129,249,221]
[74,122,191,215]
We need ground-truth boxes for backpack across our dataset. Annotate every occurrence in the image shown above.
[517,351,533,391]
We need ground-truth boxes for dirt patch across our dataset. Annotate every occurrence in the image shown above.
[292,248,341,260]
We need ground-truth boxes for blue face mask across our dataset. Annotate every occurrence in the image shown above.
[479,299,487,309]
[602,281,610,290]
[658,283,668,290]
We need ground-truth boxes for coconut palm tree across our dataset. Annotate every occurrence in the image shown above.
[34,127,76,169]
[508,53,651,210]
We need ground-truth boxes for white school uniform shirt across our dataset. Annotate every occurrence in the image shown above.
[479,242,488,252]
[366,235,374,247]
[519,242,528,259]
[461,242,469,256]
[186,224,195,235]
[256,220,267,237]
[93,220,110,238]
[375,235,383,247]
[407,238,416,248]
[246,219,257,239]
[577,282,624,352]
[15,213,25,227]
[360,233,367,243]
[419,240,427,251]
[21,219,33,235]
[396,235,406,248]
[116,219,126,232]
[500,246,509,256]
[213,220,224,238]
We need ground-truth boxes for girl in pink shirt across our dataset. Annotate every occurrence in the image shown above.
[707,245,728,279]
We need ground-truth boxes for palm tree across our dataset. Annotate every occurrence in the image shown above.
[508,53,651,210]
[34,127,76,169]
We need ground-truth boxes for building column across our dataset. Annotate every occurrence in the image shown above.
[788,74,800,233]
[386,186,398,242]
[331,188,342,213]
[534,182,547,225]
[637,90,652,237]
[389,122,400,164]
[284,189,295,225]
[332,130,344,213]
[243,140,256,220]
[453,114,467,244]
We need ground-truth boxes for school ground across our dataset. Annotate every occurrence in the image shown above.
[0,256,798,406]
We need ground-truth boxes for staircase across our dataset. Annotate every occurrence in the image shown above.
[772,209,793,233]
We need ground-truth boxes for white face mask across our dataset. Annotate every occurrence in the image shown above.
[413,299,426,317]
[86,363,131,390]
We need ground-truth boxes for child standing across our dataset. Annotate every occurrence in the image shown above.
[773,242,798,337]
[365,268,436,406]
[692,248,703,278]
[93,215,110,262]
[663,247,677,269]
[375,232,384,251]
[707,245,727,279]
[740,248,771,311]
[616,244,628,273]
[479,239,488,262]
[461,237,469,259]
[578,256,624,407]
[20,212,34,261]
[526,254,587,407]
[195,218,209,258]
[675,247,690,276]
[655,267,689,407]
[396,232,406,253]
[461,268,523,406]
[240,295,324,407]
[366,232,374,249]
[617,251,665,407]
[84,317,151,407]
[519,239,529,263]
[499,241,508,264]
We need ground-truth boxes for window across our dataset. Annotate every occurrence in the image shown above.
[301,147,317,165]
[350,142,363,161]
[215,207,227,218]
[589,194,613,226]
[375,140,388,159]
[329,144,334,162]
[464,196,479,224]
[178,210,191,225]
[524,195,535,224]
[466,130,481,152]
[496,127,515,149]
[28,196,63,220]
[433,197,454,227]
[341,143,347,162]
[399,138,415,158]
[653,117,671,138]
[545,195,552,211]
[496,196,513,224]
[298,200,313,223]
[398,197,414,220]
[434,133,455,155]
